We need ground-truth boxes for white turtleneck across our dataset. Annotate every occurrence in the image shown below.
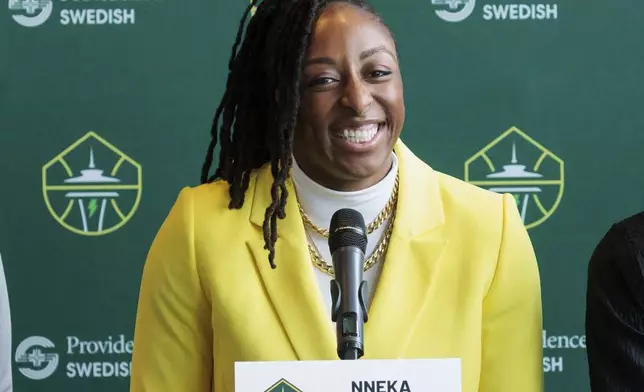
[290,153,399,319]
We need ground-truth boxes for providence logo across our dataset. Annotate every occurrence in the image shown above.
[431,0,559,22]
[9,0,54,27]
[15,334,134,380]
[8,0,162,27]
[431,0,476,23]
[15,336,59,380]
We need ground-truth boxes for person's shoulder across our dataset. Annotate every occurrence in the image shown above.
[399,141,506,215]
[587,211,644,305]
[434,169,503,207]
[158,168,264,243]
[591,210,644,267]
[594,211,644,252]
[0,253,13,392]
[611,210,644,240]
[397,140,500,204]
[171,170,261,217]
[398,141,511,238]
[433,170,512,236]
[184,177,235,212]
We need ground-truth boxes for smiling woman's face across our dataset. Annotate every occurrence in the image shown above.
[292,3,405,191]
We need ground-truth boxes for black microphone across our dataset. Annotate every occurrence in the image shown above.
[328,208,369,360]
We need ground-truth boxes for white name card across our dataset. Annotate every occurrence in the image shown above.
[235,358,461,392]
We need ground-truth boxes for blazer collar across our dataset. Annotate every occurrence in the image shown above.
[246,139,449,360]
[247,159,338,360]
[249,140,446,238]
[388,140,445,238]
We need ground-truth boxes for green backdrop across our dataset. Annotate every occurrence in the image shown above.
[3,0,644,391]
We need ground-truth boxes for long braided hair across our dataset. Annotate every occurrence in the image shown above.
[201,0,383,269]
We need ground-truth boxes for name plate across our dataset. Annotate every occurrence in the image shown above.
[235,358,461,392]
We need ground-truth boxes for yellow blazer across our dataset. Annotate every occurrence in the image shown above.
[130,140,543,392]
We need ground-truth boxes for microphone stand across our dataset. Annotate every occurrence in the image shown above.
[331,272,369,360]
[342,350,360,360]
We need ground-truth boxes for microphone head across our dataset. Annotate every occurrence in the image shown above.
[328,208,368,254]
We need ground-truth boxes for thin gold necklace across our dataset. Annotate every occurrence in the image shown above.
[297,173,399,277]
[305,214,396,276]
[297,173,399,237]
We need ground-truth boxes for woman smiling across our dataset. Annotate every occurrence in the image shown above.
[130,1,543,391]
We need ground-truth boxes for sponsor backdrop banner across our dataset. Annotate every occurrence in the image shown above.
[2,0,643,391]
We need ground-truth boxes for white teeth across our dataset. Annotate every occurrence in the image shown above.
[337,124,380,144]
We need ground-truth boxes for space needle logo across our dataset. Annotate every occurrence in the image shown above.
[464,126,564,229]
[42,131,143,236]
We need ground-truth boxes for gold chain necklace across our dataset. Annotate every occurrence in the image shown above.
[297,173,399,238]
[306,214,396,276]
[297,173,399,277]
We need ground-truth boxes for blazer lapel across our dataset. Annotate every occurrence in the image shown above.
[364,141,450,359]
[246,166,337,361]
[245,140,448,361]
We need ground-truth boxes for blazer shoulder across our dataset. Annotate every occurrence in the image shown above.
[397,143,514,241]
[436,170,504,204]
[435,170,507,228]
[184,171,260,218]
[397,142,504,218]
[163,170,262,242]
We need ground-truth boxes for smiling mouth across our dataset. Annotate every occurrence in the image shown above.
[334,122,385,144]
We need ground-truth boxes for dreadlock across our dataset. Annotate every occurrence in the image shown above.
[201,0,384,269]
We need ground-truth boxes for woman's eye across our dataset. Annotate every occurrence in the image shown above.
[370,70,392,78]
[311,77,336,86]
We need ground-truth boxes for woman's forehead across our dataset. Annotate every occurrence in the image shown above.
[313,3,381,33]
[307,4,394,58]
